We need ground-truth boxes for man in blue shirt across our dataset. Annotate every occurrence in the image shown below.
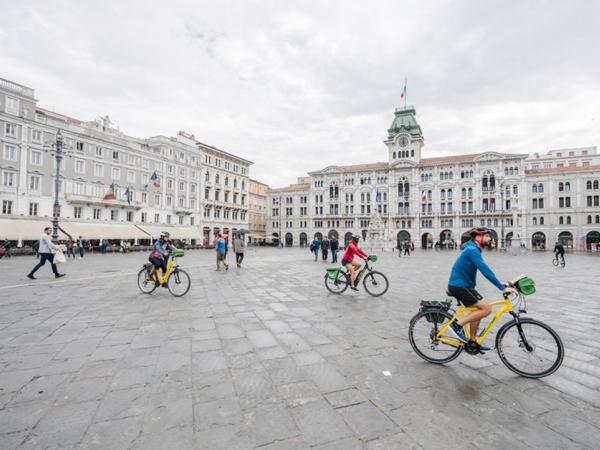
[215,233,229,271]
[447,227,516,350]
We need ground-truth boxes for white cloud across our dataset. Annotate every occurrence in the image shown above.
[2,0,599,186]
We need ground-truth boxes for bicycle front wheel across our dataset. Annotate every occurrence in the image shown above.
[552,258,558,266]
[137,268,157,294]
[409,310,462,364]
[362,271,389,297]
[324,271,349,294]
[496,318,564,378]
[167,268,191,297]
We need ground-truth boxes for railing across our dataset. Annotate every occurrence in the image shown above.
[0,78,35,97]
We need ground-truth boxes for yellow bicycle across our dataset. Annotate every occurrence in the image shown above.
[137,248,191,297]
[409,276,564,378]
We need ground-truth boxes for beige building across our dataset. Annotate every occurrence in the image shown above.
[0,77,252,246]
[248,179,269,243]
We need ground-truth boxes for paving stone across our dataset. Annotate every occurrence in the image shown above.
[277,381,321,407]
[80,416,142,450]
[336,401,399,440]
[94,386,151,421]
[243,403,299,446]
[193,397,243,431]
[0,401,47,433]
[324,387,368,408]
[290,399,352,446]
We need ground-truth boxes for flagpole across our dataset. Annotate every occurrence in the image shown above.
[404,78,407,108]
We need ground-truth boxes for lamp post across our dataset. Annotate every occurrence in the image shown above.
[278,194,282,248]
[500,181,505,250]
[47,130,72,243]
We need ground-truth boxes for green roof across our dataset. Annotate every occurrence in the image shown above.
[387,106,423,139]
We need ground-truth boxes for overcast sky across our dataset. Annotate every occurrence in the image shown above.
[2,0,599,187]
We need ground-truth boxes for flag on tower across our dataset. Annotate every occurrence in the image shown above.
[400,79,407,100]
[421,190,427,202]
[375,191,382,204]
[124,186,132,205]
[103,182,117,201]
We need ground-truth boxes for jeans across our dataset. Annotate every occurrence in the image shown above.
[30,253,59,276]
[331,249,337,263]
[236,253,244,265]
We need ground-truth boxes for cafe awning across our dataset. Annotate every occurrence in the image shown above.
[60,222,149,240]
[135,224,202,240]
[0,218,68,241]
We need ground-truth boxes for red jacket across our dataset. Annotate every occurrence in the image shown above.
[342,241,367,262]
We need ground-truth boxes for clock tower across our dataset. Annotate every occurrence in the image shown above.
[384,105,424,165]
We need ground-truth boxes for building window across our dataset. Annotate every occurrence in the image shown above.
[30,150,42,165]
[126,211,133,222]
[95,146,103,158]
[127,170,136,182]
[91,208,100,220]
[110,210,118,221]
[2,172,15,187]
[29,175,41,191]
[112,168,120,180]
[1,200,12,215]
[154,213,160,223]
[6,96,20,115]
[76,141,84,151]
[75,159,85,173]
[94,164,104,177]
[112,151,119,161]
[5,123,17,138]
[74,207,82,219]
[166,214,172,224]
[3,144,17,160]
[29,202,39,216]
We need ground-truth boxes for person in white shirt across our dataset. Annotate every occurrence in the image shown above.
[27,227,65,279]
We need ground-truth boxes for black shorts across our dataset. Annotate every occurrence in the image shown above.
[447,286,483,307]
[341,258,351,266]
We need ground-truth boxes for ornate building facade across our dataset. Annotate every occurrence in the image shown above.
[0,77,252,246]
[267,106,600,251]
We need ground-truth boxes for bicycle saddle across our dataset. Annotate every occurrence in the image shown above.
[445,290,455,297]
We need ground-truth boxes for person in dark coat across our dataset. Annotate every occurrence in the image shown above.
[330,237,339,263]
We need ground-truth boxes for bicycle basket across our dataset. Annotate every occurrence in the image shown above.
[326,268,340,279]
[367,255,378,262]
[171,248,185,258]
[515,276,535,295]
[419,300,450,324]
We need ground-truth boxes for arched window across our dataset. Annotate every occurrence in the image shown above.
[461,170,464,178]
[588,215,593,224]
[587,180,593,189]
[468,187,473,198]
[566,216,571,225]
[532,184,538,193]
[447,188,452,200]
[509,167,514,175]
[215,174,220,184]
[594,180,599,190]
[565,182,570,192]
[559,216,564,225]
[393,151,396,159]
[513,185,518,195]
[558,182,564,192]
[411,150,414,157]
[505,168,509,176]
[540,217,544,225]
[514,167,518,174]
[233,178,237,188]
[469,170,474,178]
[461,187,466,198]
[596,215,600,224]
[533,217,537,225]
[538,183,544,193]
[225,176,229,186]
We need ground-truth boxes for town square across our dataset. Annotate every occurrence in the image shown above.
[1,0,600,449]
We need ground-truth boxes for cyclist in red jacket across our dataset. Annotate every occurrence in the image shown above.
[341,234,367,291]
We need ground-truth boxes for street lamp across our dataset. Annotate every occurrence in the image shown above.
[46,130,72,243]
[278,194,282,248]
[500,181,505,249]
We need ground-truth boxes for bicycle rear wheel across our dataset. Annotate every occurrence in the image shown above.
[409,310,462,364]
[552,258,559,266]
[362,271,389,297]
[496,318,564,378]
[167,268,191,297]
[324,271,349,294]
[137,267,157,294]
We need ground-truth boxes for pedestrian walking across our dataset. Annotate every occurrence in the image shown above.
[32,240,40,258]
[404,242,410,256]
[233,233,245,268]
[215,233,229,271]
[321,237,329,261]
[411,242,415,252]
[396,241,402,257]
[77,236,85,258]
[66,238,76,259]
[310,237,321,261]
[27,227,65,279]
[223,233,229,260]
[1,239,12,259]
[330,237,339,263]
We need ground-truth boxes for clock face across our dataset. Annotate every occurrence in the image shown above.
[398,136,409,147]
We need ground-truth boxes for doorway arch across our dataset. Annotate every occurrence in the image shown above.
[421,232,433,249]
[299,232,308,248]
[271,232,279,245]
[314,232,323,241]
[532,231,546,250]
[285,232,293,247]
[440,229,452,248]
[328,229,339,240]
[461,231,471,245]
[558,231,573,249]
[586,230,600,251]
[344,232,353,247]
[397,231,410,249]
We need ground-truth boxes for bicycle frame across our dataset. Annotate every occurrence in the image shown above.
[436,297,514,347]
[149,256,178,284]
[343,258,372,283]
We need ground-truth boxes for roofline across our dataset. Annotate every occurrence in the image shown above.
[249,178,270,187]
[196,141,254,165]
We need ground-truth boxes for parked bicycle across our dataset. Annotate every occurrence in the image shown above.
[408,276,563,378]
[137,248,191,297]
[324,255,389,297]
[552,254,566,268]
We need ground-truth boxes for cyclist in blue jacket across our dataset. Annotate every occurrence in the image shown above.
[446,227,516,351]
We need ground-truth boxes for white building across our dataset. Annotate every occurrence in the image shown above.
[267,106,600,251]
[0,77,252,246]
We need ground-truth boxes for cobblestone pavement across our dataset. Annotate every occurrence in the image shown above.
[0,247,599,449]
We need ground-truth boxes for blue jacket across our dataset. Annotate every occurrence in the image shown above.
[448,240,504,291]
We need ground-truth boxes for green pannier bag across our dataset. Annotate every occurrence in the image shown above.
[171,248,185,258]
[326,268,340,279]
[515,276,535,295]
